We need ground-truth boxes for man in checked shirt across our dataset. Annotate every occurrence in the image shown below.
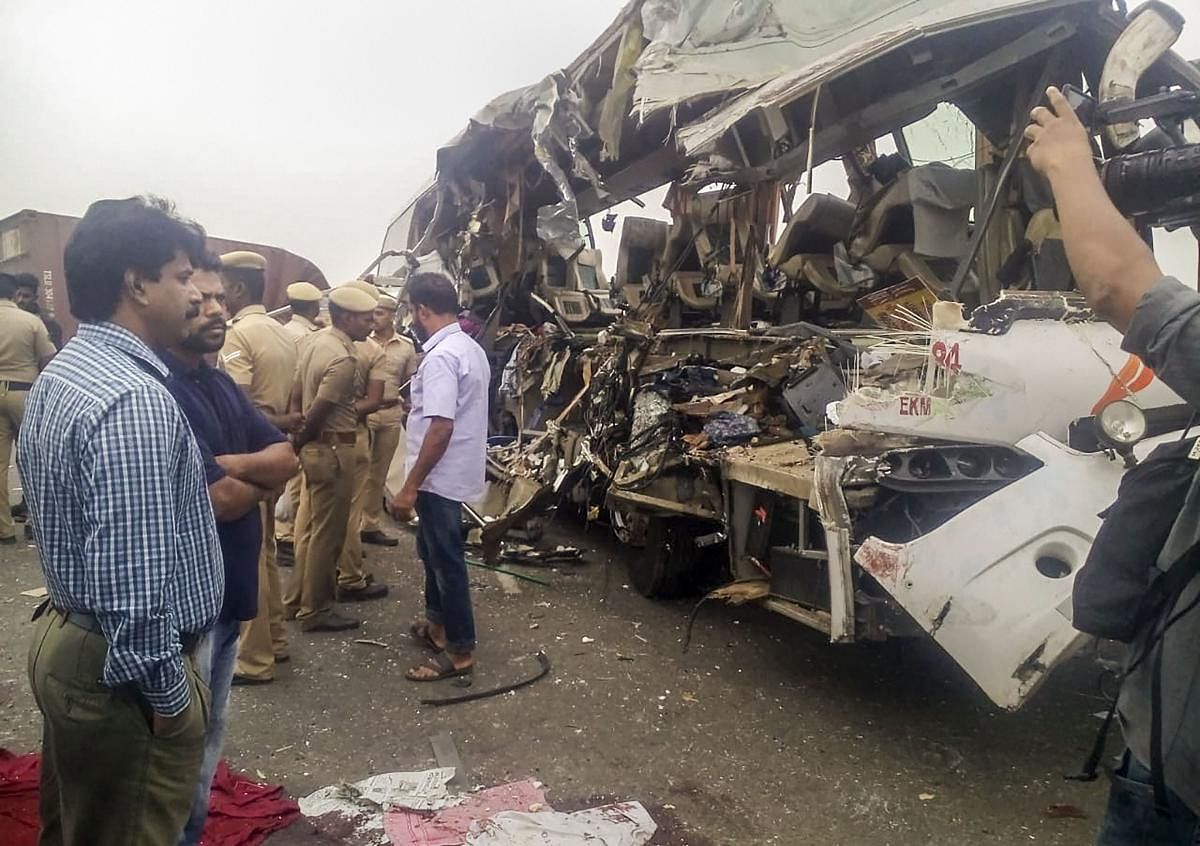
[17,196,224,845]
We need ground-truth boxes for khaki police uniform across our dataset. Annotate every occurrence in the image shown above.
[283,314,321,341]
[219,256,298,680]
[333,337,389,590]
[283,322,365,627]
[275,281,324,546]
[0,299,55,541]
[360,329,417,534]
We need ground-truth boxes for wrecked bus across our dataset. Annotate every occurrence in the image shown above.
[370,0,1200,709]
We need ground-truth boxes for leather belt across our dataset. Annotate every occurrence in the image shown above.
[0,380,33,392]
[44,605,200,656]
[317,431,357,445]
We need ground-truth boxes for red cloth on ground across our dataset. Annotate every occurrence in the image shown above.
[200,761,301,846]
[0,750,39,846]
[0,751,299,846]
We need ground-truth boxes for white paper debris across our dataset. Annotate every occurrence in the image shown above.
[465,801,657,846]
[301,768,461,843]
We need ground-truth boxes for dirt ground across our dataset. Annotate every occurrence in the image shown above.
[0,510,1119,845]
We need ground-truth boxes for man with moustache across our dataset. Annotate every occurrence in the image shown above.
[284,285,379,632]
[0,272,55,543]
[18,196,222,844]
[393,273,488,682]
[218,251,300,685]
[160,252,298,845]
[274,280,325,562]
[333,279,393,602]
[12,272,64,349]
[359,293,418,547]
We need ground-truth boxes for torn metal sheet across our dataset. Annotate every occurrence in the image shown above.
[833,319,1182,446]
[811,455,856,643]
[852,429,1188,709]
[669,0,1092,151]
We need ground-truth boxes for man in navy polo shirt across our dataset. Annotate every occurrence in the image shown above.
[161,252,298,846]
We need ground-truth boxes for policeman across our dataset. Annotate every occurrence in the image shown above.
[0,273,55,544]
[283,281,324,340]
[359,294,418,546]
[333,280,392,601]
[217,251,300,683]
[275,280,324,560]
[284,285,377,631]
[12,274,64,349]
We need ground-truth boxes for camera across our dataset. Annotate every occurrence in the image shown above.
[1058,84,1200,229]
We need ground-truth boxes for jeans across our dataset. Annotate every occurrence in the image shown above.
[1097,750,1199,845]
[178,615,241,846]
[415,490,476,653]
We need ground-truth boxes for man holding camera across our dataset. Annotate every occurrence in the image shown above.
[1026,87,1199,844]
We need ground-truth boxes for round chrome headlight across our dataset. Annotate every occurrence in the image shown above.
[1098,400,1148,447]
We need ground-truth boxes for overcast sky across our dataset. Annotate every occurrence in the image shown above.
[4,0,1200,284]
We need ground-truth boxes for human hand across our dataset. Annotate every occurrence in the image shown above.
[1024,86,1096,181]
[215,454,247,478]
[391,485,417,521]
[152,708,189,738]
[279,412,305,433]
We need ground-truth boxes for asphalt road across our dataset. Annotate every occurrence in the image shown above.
[0,514,1118,845]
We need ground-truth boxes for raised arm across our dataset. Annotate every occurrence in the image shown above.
[1025,86,1162,331]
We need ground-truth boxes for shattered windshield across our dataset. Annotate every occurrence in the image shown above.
[902,103,976,170]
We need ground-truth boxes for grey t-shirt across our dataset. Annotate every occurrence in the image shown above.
[1118,276,1200,815]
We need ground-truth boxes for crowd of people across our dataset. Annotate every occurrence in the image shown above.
[1,196,488,844]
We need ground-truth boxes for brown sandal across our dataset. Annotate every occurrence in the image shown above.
[406,652,473,682]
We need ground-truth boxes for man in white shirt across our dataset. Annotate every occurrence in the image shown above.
[392,273,488,681]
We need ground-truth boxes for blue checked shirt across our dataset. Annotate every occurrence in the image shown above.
[17,322,223,716]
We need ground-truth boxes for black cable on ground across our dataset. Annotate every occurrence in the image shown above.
[419,652,552,707]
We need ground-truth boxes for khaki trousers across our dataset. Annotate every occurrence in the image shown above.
[360,424,402,533]
[336,427,372,590]
[274,472,302,544]
[234,500,289,680]
[0,390,27,540]
[285,441,355,622]
[28,610,209,846]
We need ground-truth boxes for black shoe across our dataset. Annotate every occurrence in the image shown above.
[337,582,389,602]
[360,530,399,547]
[0,535,15,546]
[11,500,28,521]
[231,674,273,686]
[300,610,361,632]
